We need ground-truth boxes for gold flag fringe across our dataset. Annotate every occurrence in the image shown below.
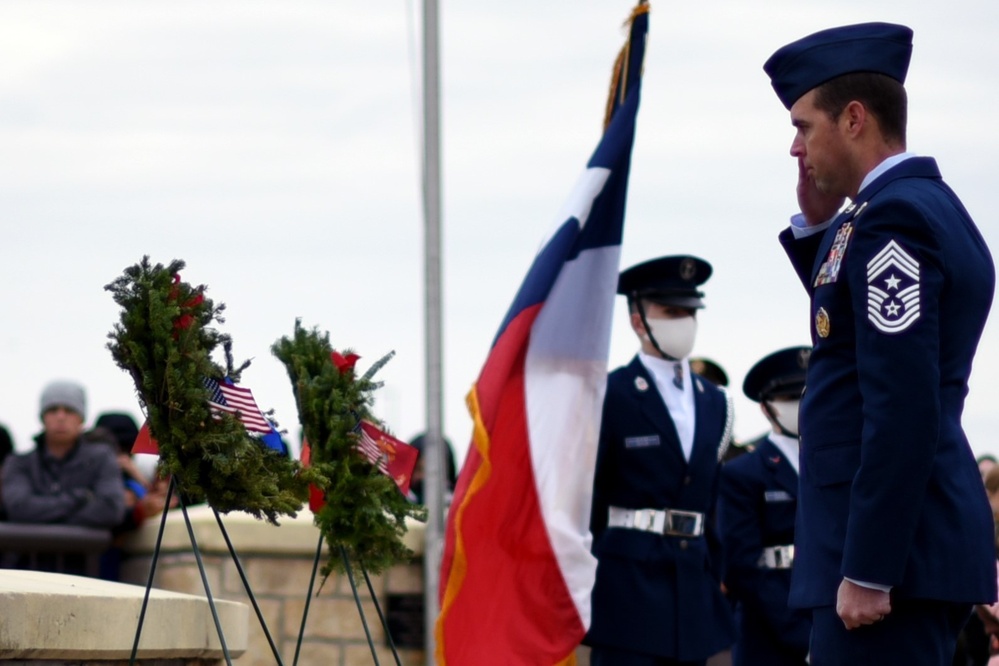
[603,1,650,131]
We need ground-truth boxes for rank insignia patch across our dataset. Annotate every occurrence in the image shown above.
[867,239,920,334]
[814,222,854,287]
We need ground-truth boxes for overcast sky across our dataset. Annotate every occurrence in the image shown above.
[2,0,998,468]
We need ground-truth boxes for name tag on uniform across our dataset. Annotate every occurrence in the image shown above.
[764,490,793,503]
[625,435,661,449]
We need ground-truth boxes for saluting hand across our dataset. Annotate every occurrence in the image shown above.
[796,157,845,226]
[836,578,891,630]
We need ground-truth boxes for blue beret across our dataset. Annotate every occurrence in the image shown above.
[764,22,913,109]
[618,255,712,309]
[743,346,811,402]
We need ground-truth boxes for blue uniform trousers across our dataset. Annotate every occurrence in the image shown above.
[809,601,970,666]
[590,646,706,666]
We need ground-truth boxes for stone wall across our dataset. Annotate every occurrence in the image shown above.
[0,569,247,664]
[120,506,425,666]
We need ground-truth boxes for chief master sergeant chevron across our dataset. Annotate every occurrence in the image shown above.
[763,22,996,665]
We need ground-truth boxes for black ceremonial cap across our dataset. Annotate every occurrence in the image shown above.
[617,255,712,309]
[743,346,811,402]
[764,22,913,109]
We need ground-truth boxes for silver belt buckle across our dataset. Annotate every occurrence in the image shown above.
[664,509,704,537]
[759,544,795,569]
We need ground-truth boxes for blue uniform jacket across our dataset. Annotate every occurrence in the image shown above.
[586,356,735,660]
[719,436,810,666]
[779,156,997,608]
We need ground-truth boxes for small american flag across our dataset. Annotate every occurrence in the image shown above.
[203,377,272,434]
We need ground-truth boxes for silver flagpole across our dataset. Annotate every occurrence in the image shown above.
[421,0,444,663]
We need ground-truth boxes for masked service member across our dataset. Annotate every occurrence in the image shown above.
[719,347,813,666]
[585,255,735,666]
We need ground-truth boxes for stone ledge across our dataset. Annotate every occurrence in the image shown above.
[122,505,425,558]
[0,570,248,660]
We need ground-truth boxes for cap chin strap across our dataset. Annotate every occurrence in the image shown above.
[634,296,681,362]
[762,399,798,438]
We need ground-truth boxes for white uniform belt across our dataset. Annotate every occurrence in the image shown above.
[607,506,705,538]
[758,544,795,569]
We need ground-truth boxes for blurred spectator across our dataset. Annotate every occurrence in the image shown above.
[970,465,999,663]
[0,423,13,520]
[85,412,178,579]
[1,381,124,528]
[980,454,999,480]
[88,416,148,497]
[407,433,457,505]
[0,424,12,464]
[86,412,178,528]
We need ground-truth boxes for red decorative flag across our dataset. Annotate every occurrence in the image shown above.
[357,421,419,496]
[132,422,159,455]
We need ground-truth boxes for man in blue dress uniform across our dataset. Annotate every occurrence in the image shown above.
[719,347,813,666]
[586,255,735,666]
[763,22,997,665]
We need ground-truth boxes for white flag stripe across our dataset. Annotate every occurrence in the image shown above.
[525,240,619,626]
[356,430,389,473]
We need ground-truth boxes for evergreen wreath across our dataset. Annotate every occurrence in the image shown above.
[273,320,426,577]
[105,257,307,523]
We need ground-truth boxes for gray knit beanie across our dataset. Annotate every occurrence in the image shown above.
[39,380,87,420]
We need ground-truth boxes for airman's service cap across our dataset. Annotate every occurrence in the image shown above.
[743,346,811,402]
[618,255,711,309]
[764,22,913,109]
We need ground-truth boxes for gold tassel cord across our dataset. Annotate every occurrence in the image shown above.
[603,1,650,131]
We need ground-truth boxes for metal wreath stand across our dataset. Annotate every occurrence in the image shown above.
[127,475,404,666]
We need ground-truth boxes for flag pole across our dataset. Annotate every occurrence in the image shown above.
[421,0,445,663]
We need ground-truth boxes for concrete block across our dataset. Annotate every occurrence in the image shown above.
[0,570,248,660]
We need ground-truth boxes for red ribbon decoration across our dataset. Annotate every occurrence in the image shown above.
[169,274,204,333]
[330,351,360,374]
[300,438,326,512]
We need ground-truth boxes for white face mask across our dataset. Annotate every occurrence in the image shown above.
[645,316,697,360]
[768,399,801,437]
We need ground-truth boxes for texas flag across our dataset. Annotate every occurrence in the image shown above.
[435,4,649,664]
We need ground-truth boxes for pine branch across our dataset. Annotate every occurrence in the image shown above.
[105,257,307,524]
[273,320,425,577]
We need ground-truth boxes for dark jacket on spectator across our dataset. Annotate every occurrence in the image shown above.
[1,435,124,528]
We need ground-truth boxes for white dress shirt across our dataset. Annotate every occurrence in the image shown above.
[767,431,800,475]
[638,352,695,462]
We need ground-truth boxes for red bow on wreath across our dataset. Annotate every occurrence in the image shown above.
[330,351,360,374]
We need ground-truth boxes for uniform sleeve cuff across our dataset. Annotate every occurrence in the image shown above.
[789,212,835,239]
[844,576,892,593]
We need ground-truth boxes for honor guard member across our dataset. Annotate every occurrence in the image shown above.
[719,347,813,666]
[764,23,996,665]
[586,255,735,666]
